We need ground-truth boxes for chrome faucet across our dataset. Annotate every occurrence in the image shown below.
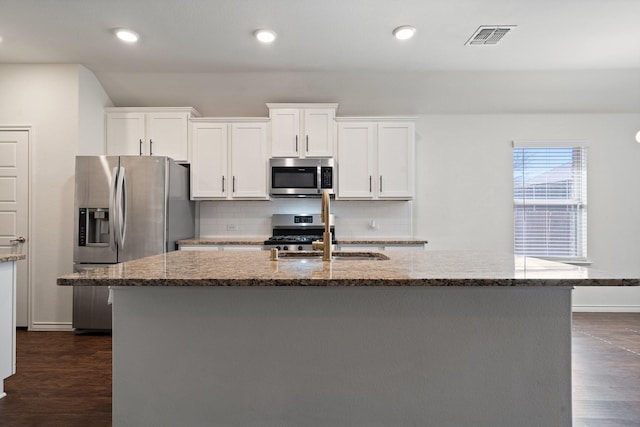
[312,190,332,261]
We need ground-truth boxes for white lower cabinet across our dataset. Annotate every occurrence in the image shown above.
[337,119,415,200]
[1,261,17,399]
[190,119,269,200]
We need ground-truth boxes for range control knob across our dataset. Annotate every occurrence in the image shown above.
[283,245,289,251]
[298,246,304,251]
[276,246,282,251]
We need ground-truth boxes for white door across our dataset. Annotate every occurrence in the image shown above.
[0,129,29,327]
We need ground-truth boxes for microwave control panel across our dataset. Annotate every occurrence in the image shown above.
[320,167,333,189]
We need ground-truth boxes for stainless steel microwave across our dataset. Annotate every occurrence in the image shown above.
[269,158,334,197]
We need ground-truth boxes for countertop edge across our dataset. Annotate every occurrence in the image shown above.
[57,277,636,287]
[177,238,428,245]
[0,253,26,263]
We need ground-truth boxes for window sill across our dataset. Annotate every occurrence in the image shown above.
[535,257,592,266]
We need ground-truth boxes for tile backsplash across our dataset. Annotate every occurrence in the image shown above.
[198,199,413,239]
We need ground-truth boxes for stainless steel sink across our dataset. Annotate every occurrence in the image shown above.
[275,251,389,261]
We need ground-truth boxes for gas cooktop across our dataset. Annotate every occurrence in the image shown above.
[263,214,336,251]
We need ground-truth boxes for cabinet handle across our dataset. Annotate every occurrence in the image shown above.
[306,135,309,153]
[139,139,143,156]
[149,139,153,156]
[222,176,225,192]
[380,176,383,193]
[233,176,236,193]
[295,135,298,153]
[369,176,372,193]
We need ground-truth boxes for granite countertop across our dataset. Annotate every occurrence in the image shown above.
[0,253,26,263]
[177,238,428,245]
[57,250,638,287]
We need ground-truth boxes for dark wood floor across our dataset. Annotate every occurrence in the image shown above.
[0,313,638,426]
[0,330,112,427]
[572,313,640,426]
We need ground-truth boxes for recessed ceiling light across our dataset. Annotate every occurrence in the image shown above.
[635,130,640,143]
[114,28,139,43]
[393,25,416,40]
[254,29,276,43]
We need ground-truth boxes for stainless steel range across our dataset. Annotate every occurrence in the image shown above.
[264,214,336,251]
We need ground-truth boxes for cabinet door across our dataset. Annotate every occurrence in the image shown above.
[106,112,146,156]
[377,122,415,199]
[146,112,189,162]
[270,109,300,157]
[303,109,334,157]
[337,122,376,199]
[230,123,268,199]
[190,123,228,199]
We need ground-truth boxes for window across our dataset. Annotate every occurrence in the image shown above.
[512,143,587,260]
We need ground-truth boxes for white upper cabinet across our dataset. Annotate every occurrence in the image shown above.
[189,119,269,200]
[337,122,377,198]
[230,122,269,199]
[268,103,337,158]
[190,122,228,199]
[105,107,199,162]
[377,122,415,199]
[337,119,415,200]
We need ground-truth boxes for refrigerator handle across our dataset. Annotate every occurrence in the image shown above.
[116,167,127,249]
[109,167,119,251]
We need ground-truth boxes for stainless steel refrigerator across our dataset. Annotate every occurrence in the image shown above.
[73,156,194,331]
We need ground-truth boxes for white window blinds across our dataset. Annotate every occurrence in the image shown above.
[512,144,587,259]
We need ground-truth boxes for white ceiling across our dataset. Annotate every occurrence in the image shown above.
[2,0,640,115]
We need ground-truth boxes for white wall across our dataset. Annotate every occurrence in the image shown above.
[415,114,640,310]
[0,64,111,330]
[79,66,112,155]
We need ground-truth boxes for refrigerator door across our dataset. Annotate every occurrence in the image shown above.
[74,156,119,264]
[72,264,112,331]
[117,156,168,262]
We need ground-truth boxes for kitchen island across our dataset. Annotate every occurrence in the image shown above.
[58,250,638,427]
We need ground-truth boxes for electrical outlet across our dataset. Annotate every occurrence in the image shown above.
[226,224,240,232]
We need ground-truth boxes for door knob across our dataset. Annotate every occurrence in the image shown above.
[10,236,26,244]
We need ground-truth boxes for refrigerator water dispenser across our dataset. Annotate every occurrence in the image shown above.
[78,208,110,246]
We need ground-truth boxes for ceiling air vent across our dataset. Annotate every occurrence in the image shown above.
[465,25,516,45]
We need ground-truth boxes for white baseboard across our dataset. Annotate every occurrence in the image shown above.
[29,321,73,331]
[572,305,640,313]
